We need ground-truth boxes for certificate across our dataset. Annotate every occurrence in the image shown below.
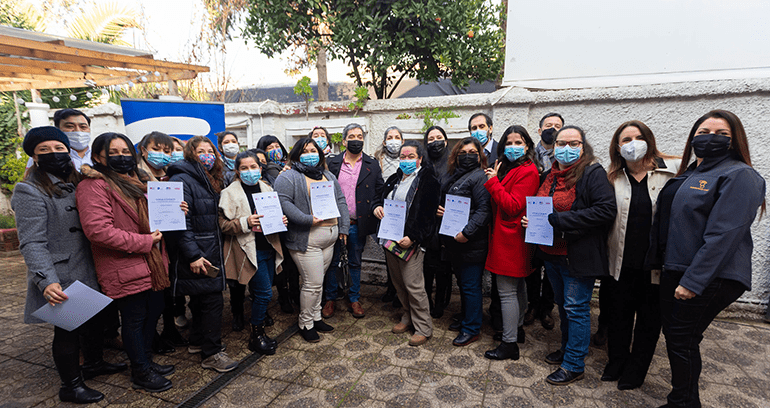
[148,181,186,231]
[32,280,113,331]
[439,194,471,237]
[525,196,554,246]
[310,181,341,220]
[252,192,287,235]
[377,199,407,241]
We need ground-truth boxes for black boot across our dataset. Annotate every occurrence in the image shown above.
[276,276,295,314]
[132,367,172,393]
[81,359,128,380]
[264,312,275,327]
[54,352,104,404]
[229,282,246,332]
[484,341,520,361]
[152,331,175,354]
[249,324,277,355]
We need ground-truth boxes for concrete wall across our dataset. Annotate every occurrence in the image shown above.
[43,78,770,307]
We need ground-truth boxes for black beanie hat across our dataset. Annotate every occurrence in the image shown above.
[23,126,70,157]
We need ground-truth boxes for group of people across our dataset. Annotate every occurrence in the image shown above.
[14,107,764,408]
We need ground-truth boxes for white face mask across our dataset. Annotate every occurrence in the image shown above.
[619,139,648,162]
[65,131,91,151]
[385,139,402,154]
[222,143,240,157]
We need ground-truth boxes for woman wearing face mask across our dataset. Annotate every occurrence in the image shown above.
[309,126,334,157]
[169,137,186,164]
[217,131,241,186]
[13,127,126,404]
[373,140,441,347]
[374,126,404,305]
[436,137,492,347]
[522,126,616,385]
[219,151,287,354]
[649,110,764,408]
[482,126,541,361]
[600,121,680,390]
[257,135,289,182]
[138,131,174,181]
[165,136,239,373]
[77,132,176,392]
[274,138,349,342]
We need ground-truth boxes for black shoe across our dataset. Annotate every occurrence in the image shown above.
[517,326,526,344]
[381,290,397,303]
[160,328,189,347]
[81,359,128,380]
[617,368,645,390]
[232,313,245,332]
[264,312,275,327]
[150,361,175,376]
[131,368,172,393]
[59,376,105,404]
[523,309,536,326]
[540,312,555,330]
[452,332,479,347]
[152,332,175,354]
[601,361,624,382]
[617,379,643,390]
[392,297,402,308]
[448,321,462,332]
[278,295,294,314]
[451,312,462,322]
[545,349,565,365]
[546,367,584,385]
[249,324,277,355]
[313,320,334,333]
[484,341,520,360]
[430,306,444,319]
[299,326,321,343]
[593,325,608,346]
[493,332,502,341]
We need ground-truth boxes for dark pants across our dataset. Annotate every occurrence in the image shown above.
[115,290,164,372]
[275,241,300,304]
[605,268,661,381]
[52,307,106,382]
[660,272,744,408]
[525,266,554,316]
[489,274,503,332]
[456,261,484,335]
[325,224,365,303]
[161,287,181,333]
[189,291,224,359]
[102,302,121,339]
[597,276,611,330]
[423,248,452,311]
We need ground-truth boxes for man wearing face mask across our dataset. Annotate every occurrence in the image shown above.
[321,123,384,319]
[26,108,94,173]
[535,113,564,172]
[469,113,498,165]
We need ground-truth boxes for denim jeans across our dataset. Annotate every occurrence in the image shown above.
[456,262,484,336]
[324,224,365,303]
[660,271,744,408]
[115,289,164,372]
[544,260,595,373]
[250,249,276,325]
[496,274,528,343]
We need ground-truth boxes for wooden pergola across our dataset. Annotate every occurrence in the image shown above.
[0,26,209,92]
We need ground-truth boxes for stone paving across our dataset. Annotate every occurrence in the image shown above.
[1,252,769,408]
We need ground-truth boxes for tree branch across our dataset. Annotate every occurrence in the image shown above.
[348,47,363,88]
[387,59,422,99]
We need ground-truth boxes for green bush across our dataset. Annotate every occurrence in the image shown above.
[0,213,15,229]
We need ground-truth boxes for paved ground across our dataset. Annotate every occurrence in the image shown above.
[1,252,769,408]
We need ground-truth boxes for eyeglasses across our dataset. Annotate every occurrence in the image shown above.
[554,140,583,148]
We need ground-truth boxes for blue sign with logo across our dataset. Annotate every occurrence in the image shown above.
[121,98,225,145]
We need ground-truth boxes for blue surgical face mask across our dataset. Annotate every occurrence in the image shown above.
[239,169,261,186]
[504,145,526,162]
[471,129,489,145]
[554,145,582,166]
[313,137,328,151]
[299,152,320,167]
[169,151,184,163]
[223,156,235,171]
[399,159,418,175]
[146,151,171,169]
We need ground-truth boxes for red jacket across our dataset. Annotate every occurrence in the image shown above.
[76,167,168,299]
[484,161,540,277]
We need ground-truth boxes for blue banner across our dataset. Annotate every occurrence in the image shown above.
[121,98,225,145]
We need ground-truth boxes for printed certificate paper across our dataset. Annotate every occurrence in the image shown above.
[148,182,186,231]
[32,281,113,331]
[439,194,471,237]
[377,199,407,241]
[252,192,287,235]
[310,181,341,220]
[525,196,554,246]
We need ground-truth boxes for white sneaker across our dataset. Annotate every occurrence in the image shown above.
[201,352,238,373]
[174,315,189,328]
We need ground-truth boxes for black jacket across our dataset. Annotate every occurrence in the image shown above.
[376,164,441,246]
[423,149,450,252]
[326,152,384,236]
[544,163,617,278]
[440,168,492,263]
[166,160,226,296]
[484,140,499,167]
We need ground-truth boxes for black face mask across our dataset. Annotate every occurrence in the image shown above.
[107,155,136,174]
[427,140,446,158]
[457,153,479,171]
[36,152,73,178]
[691,134,731,158]
[540,128,557,145]
[346,140,364,154]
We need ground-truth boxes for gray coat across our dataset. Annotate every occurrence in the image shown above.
[12,175,100,324]
[274,168,350,252]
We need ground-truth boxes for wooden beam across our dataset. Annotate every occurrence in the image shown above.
[0,55,127,77]
[0,69,201,91]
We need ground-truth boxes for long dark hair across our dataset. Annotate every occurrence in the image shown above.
[184,136,223,193]
[447,137,487,174]
[26,162,81,197]
[495,125,542,180]
[91,132,150,199]
[554,125,595,188]
[607,120,677,183]
[288,138,326,168]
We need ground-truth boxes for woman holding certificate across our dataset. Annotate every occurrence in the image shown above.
[274,138,349,343]
[219,150,286,354]
[436,137,492,347]
[373,140,441,347]
[77,132,175,393]
[522,126,616,385]
[482,125,541,360]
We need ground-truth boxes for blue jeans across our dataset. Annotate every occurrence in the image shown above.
[544,260,595,372]
[456,262,484,336]
[115,289,164,372]
[324,224,364,303]
[250,249,276,325]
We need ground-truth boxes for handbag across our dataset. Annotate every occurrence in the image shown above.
[383,239,417,262]
[335,241,352,293]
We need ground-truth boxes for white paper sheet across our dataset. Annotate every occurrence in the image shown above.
[252,192,288,235]
[31,281,113,331]
[377,199,407,241]
[148,181,186,231]
[439,194,471,237]
[525,196,554,246]
[309,181,341,220]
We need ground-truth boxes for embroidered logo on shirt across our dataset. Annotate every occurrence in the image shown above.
[690,180,709,191]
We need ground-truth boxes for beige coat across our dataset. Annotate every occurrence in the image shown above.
[219,179,283,285]
[608,157,680,280]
